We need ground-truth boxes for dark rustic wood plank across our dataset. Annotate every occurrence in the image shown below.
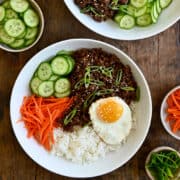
[0,0,179,179]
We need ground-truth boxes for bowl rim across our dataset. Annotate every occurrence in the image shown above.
[160,85,180,140]
[10,38,152,178]
[0,0,44,53]
[145,146,180,180]
[64,0,180,41]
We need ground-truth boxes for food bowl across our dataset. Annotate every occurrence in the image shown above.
[64,0,180,40]
[145,146,180,180]
[10,39,152,177]
[160,85,180,140]
[0,0,44,52]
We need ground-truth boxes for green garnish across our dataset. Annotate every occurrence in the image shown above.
[83,91,97,110]
[90,79,104,86]
[120,86,135,91]
[63,108,77,125]
[96,89,114,96]
[109,0,120,10]
[74,78,84,89]
[84,67,91,88]
[80,5,104,17]
[136,86,140,101]
[146,150,180,180]
[115,69,123,86]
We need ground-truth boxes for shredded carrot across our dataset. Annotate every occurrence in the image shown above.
[166,89,180,133]
[20,95,75,150]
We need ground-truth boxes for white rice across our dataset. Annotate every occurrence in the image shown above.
[51,103,136,164]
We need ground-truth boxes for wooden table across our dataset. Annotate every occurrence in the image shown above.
[0,1,179,179]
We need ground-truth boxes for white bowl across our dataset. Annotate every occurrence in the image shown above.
[160,85,180,140]
[10,39,152,178]
[0,0,44,52]
[64,0,180,40]
[145,146,180,180]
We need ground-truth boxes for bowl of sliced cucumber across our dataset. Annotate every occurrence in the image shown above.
[0,0,44,52]
[64,0,180,40]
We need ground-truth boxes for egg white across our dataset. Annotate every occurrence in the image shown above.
[89,97,132,145]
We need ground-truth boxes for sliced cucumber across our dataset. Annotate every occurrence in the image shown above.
[10,0,29,13]
[51,56,69,75]
[57,50,72,56]
[64,55,75,74]
[55,78,71,93]
[134,5,147,17]
[54,90,71,98]
[38,81,54,97]
[25,38,35,46]
[30,77,42,95]
[49,75,59,81]
[5,19,25,37]
[9,38,24,48]
[24,9,39,27]
[17,29,26,39]
[153,2,159,19]
[0,6,5,22]
[2,1,11,9]
[114,13,124,23]
[151,4,157,23]
[156,0,162,14]
[120,15,135,29]
[0,28,15,44]
[160,0,172,8]
[136,14,152,26]
[25,27,38,39]
[130,0,147,8]
[37,62,52,81]
[5,9,18,20]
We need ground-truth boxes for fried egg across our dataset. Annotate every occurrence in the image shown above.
[89,97,132,145]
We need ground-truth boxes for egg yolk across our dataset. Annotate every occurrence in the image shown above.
[96,100,123,123]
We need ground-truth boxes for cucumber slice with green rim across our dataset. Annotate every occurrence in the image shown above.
[134,5,147,17]
[0,28,15,44]
[24,9,39,27]
[25,27,38,39]
[9,38,24,48]
[156,0,162,14]
[136,14,152,26]
[37,62,52,81]
[151,5,157,23]
[63,55,75,74]
[5,9,18,20]
[54,90,71,98]
[153,2,159,19]
[114,13,124,23]
[49,75,59,81]
[25,38,35,46]
[160,0,171,8]
[51,56,69,75]
[0,6,5,22]
[10,0,29,13]
[130,0,147,8]
[120,15,135,29]
[30,77,42,95]
[5,19,25,37]
[2,1,11,9]
[38,81,54,97]
[57,50,72,56]
[55,78,71,93]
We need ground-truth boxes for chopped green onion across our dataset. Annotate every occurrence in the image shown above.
[120,86,135,91]
[74,78,84,89]
[63,108,77,126]
[83,91,97,110]
[115,69,122,86]
[96,89,114,96]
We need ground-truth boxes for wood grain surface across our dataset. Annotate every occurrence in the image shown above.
[0,1,179,179]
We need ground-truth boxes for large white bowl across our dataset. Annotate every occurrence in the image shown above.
[64,0,180,40]
[10,39,152,178]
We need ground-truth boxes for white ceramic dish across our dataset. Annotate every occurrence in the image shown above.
[64,0,180,40]
[0,0,44,52]
[10,39,152,178]
[145,146,180,180]
[160,85,180,140]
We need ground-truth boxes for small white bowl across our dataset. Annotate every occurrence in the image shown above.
[64,0,180,40]
[0,0,44,52]
[145,146,180,180]
[160,85,180,140]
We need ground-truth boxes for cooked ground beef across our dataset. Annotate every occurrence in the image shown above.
[59,48,138,131]
[74,0,129,22]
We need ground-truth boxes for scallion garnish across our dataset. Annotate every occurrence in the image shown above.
[115,69,122,86]
[63,108,77,126]
[120,86,135,91]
